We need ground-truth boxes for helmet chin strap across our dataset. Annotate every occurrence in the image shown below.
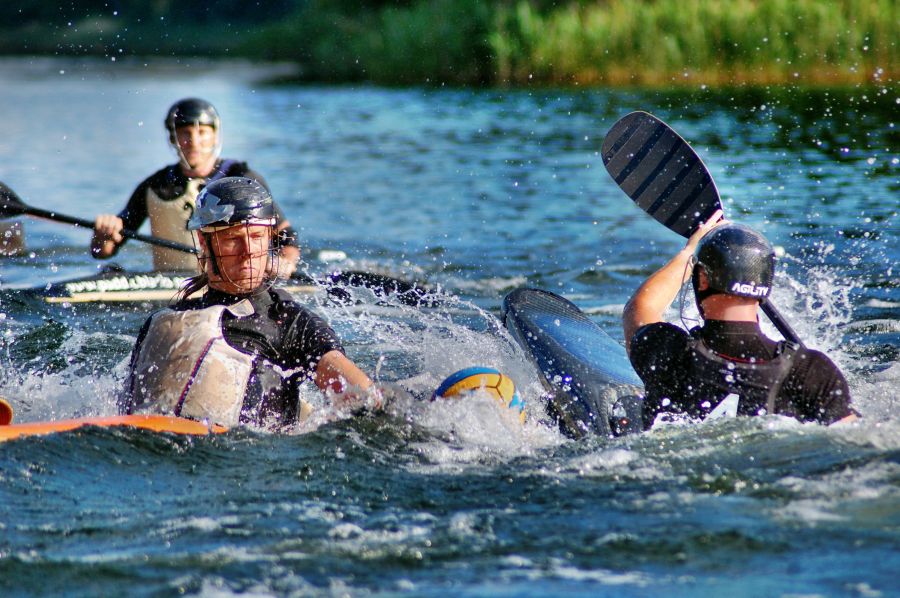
[680,258,703,330]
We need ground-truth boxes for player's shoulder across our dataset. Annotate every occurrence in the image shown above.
[633,321,690,348]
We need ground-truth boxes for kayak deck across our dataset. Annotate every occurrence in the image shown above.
[4,265,429,305]
[9,268,318,304]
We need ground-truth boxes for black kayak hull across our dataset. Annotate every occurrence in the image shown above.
[502,288,644,438]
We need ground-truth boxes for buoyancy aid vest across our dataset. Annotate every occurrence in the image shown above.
[646,328,799,417]
[129,298,256,426]
[145,160,237,271]
[680,331,800,418]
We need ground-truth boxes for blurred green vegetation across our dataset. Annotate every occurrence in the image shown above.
[0,0,296,56]
[1,0,896,87]
[486,0,897,85]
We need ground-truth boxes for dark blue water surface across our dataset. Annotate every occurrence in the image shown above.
[0,58,897,597]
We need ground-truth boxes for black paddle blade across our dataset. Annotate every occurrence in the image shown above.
[601,111,722,238]
[0,182,26,219]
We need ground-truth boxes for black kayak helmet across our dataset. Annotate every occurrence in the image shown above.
[188,177,276,231]
[691,223,775,305]
[165,98,220,139]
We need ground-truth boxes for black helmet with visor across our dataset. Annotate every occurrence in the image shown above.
[189,177,278,289]
[165,98,220,135]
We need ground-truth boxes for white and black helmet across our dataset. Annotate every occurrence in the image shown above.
[189,177,276,232]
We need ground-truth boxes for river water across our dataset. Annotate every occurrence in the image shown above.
[0,58,897,597]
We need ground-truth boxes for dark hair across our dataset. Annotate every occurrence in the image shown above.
[174,272,209,303]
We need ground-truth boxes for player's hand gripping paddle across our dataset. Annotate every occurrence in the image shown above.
[601,110,805,347]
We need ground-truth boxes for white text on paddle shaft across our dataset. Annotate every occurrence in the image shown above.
[64,274,181,294]
[730,282,769,297]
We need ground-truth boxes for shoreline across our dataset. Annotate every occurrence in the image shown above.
[0,54,892,91]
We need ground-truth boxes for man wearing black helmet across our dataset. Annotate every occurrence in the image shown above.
[623,211,856,429]
[120,177,377,427]
[91,98,300,274]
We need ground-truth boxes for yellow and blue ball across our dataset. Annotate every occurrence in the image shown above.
[433,366,525,424]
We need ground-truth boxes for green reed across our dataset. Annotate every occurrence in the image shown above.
[490,0,897,85]
[243,0,898,87]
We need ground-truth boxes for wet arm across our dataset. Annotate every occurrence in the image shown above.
[623,210,724,354]
[314,350,385,413]
[314,350,373,394]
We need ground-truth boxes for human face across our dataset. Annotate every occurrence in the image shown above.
[174,124,218,173]
[202,224,273,295]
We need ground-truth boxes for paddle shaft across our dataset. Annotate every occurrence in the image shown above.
[21,205,197,254]
[2,191,432,305]
[760,301,803,346]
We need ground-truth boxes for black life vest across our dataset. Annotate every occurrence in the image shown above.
[680,328,800,418]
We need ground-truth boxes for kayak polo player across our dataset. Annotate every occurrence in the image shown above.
[92,98,300,274]
[120,177,380,427]
[623,210,857,429]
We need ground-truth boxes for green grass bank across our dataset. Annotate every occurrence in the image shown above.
[240,0,897,86]
[3,0,896,87]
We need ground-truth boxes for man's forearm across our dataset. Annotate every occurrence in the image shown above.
[623,248,693,351]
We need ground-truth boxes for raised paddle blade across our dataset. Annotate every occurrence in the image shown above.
[602,110,805,348]
[601,111,722,238]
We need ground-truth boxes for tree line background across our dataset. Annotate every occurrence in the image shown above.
[1,0,895,86]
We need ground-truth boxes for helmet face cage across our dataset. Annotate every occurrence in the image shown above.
[165,98,222,169]
[198,223,279,295]
[692,224,776,304]
[191,177,279,294]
